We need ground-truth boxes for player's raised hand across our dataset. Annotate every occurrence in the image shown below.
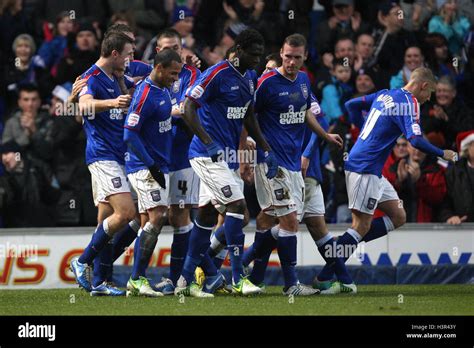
[264,151,278,179]
[205,142,223,162]
[149,164,166,189]
[442,149,458,163]
[115,95,131,109]
[326,133,343,148]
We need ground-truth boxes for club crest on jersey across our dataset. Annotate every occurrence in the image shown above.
[111,177,122,188]
[172,80,180,93]
[151,190,161,202]
[300,84,308,99]
[249,80,255,94]
[127,113,140,127]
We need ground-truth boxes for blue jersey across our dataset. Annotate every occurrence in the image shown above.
[79,64,134,165]
[345,88,425,176]
[186,60,256,169]
[124,77,173,174]
[254,69,311,171]
[125,60,153,78]
[302,94,327,182]
[169,64,200,171]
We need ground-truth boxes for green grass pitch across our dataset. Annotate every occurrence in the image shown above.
[1,285,473,316]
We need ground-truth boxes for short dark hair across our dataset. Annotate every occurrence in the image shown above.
[265,52,282,66]
[18,84,40,97]
[101,32,134,57]
[234,28,264,51]
[157,28,182,44]
[283,33,307,50]
[153,48,182,68]
[105,23,133,36]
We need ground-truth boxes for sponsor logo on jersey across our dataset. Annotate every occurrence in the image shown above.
[159,117,172,133]
[279,91,289,96]
[109,108,123,120]
[231,86,239,91]
[190,85,204,99]
[279,105,305,124]
[226,106,248,119]
[127,113,140,127]
[107,89,115,93]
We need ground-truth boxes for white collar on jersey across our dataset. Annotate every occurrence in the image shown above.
[275,67,299,82]
[226,59,247,78]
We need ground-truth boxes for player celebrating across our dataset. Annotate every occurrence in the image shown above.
[175,29,278,297]
[124,49,183,297]
[250,34,342,296]
[70,32,136,296]
[152,29,202,295]
[319,67,458,294]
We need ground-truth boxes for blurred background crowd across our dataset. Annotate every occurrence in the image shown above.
[0,0,473,228]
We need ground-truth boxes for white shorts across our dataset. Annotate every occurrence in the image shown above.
[168,167,200,205]
[345,171,399,215]
[303,177,325,218]
[127,169,169,213]
[255,163,305,220]
[88,160,131,206]
[190,157,245,212]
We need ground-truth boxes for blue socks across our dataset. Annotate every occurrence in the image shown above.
[224,213,245,284]
[277,229,298,289]
[92,241,113,287]
[181,220,214,284]
[316,233,336,281]
[169,223,192,285]
[362,216,394,242]
[112,220,140,262]
[79,220,112,265]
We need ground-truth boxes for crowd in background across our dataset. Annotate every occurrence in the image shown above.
[0,0,473,228]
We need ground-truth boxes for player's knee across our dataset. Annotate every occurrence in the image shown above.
[279,212,298,232]
[256,211,273,230]
[168,206,189,227]
[197,204,218,227]
[115,205,136,224]
[392,209,406,229]
[226,199,246,215]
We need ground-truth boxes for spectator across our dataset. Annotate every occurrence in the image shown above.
[56,21,99,84]
[354,68,377,97]
[372,0,419,87]
[33,11,75,77]
[354,33,375,71]
[314,37,356,98]
[423,32,458,79]
[428,0,470,56]
[421,75,474,150]
[321,58,354,125]
[2,84,54,163]
[0,140,60,227]
[2,34,41,115]
[400,0,435,31]
[0,0,34,65]
[440,130,474,224]
[396,141,447,222]
[390,46,425,88]
[315,0,370,56]
[49,84,96,226]
[382,135,410,188]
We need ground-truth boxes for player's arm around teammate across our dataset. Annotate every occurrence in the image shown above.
[123,49,183,297]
